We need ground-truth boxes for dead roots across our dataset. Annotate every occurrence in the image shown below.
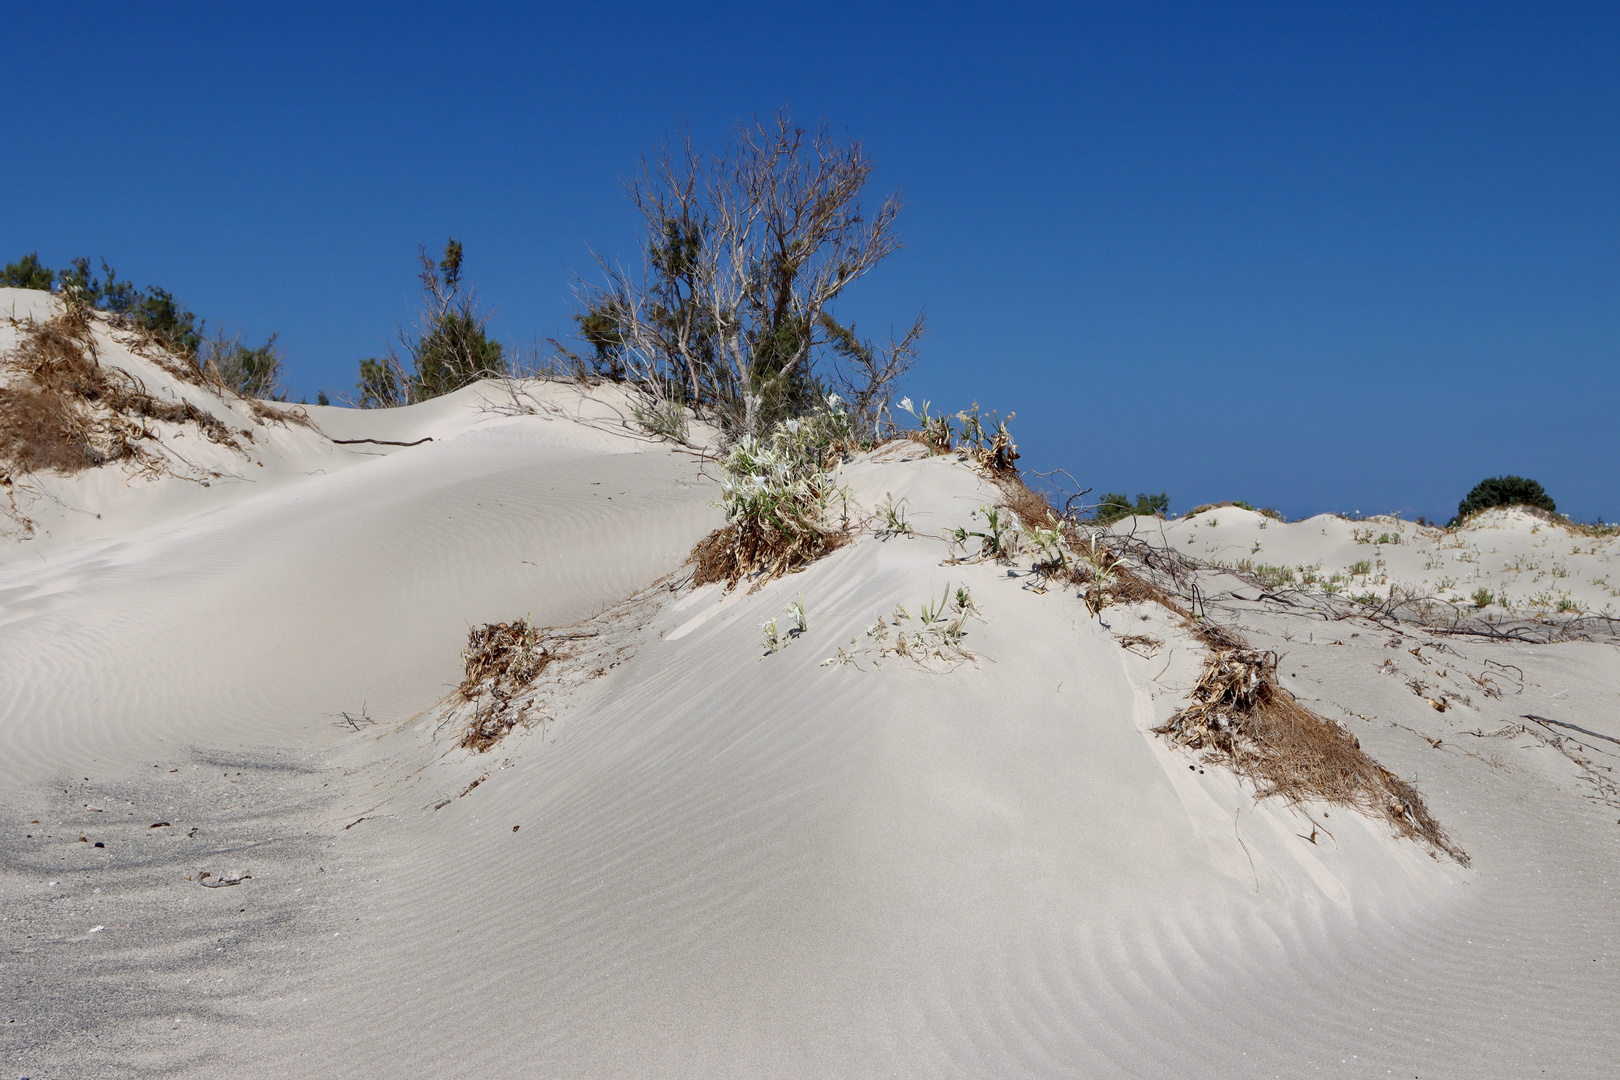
[1157,646,1468,863]
[459,618,552,750]
[688,521,849,589]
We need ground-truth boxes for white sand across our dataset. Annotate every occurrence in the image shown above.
[3,288,1617,1077]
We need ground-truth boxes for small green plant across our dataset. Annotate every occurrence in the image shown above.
[631,396,689,442]
[1352,527,1374,544]
[1077,535,1120,615]
[1375,532,1402,545]
[785,592,809,636]
[762,593,810,655]
[896,397,953,454]
[827,583,979,670]
[1348,559,1372,577]
[1253,564,1296,589]
[876,493,914,538]
[918,585,951,625]
[1022,520,1066,572]
[1471,587,1493,609]
[1556,597,1579,613]
[951,505,1016,560]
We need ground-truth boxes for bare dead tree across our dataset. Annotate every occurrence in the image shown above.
[558,111,925,437]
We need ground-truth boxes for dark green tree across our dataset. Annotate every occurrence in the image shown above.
[1,252,55,290]
[1454,476,1555,523]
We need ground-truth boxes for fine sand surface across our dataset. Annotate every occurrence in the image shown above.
[3,289,1617,1077]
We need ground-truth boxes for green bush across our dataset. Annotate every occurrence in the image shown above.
[203,331,285,399]
[1454,476,1555,524]
[354,239,506,407]
[1,252,55,290]
[1094,491,1169,524]
[3,252,208,359]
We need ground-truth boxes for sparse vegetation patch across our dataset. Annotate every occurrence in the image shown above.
[1156,641,1467,863]
[0,305,241,478]
[690,399,854,588]
[458,618,554,750]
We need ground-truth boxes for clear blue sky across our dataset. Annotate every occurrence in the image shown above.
[5,2,1616,522]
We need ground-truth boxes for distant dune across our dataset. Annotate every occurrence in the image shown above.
[3,285,1616,1078]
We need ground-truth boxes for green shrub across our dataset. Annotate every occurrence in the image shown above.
[3,252,215,360]
[1095,491,1169,524]
[203,330,285,399]
[1,252,55,290]
[1454,475,1555,523]
[354,239,506,407]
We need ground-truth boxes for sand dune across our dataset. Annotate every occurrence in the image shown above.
[3,294,1616,1077]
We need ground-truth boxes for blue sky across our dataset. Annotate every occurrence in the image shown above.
[5,2,1616,522]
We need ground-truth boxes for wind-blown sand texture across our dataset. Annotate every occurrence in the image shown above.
[3,287,1616,1077]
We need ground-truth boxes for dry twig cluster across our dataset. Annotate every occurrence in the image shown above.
[458,619,553,751]
[1156,639,1467,862]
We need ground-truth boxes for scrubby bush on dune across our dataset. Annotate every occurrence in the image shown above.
[690,396,854,587]
[3,251,286,399]
[354,239,507,408]
[202,330,286,400]
[0,305,241,478]
[557,111,924,439]
[1453,475,1556,524]
[1094,491,1170,524]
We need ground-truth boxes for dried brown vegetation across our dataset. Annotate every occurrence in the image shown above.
[688,520,850,589]
[0,306,241,478]
[1156,640,1467,863]
[459,618,553,751]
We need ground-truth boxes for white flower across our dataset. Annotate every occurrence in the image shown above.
[898,397,914,414]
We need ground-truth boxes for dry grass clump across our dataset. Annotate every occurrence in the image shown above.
[0,306,239,477]
[459,618,553,750]
[1157,641,1467,863]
